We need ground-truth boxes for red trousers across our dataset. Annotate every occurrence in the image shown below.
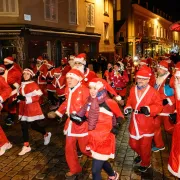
[0,126,9,147]
[129,136,153,167]
[154,116,174,148]
[65,135,91,174]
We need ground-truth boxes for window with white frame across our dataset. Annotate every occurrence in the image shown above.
[44,0,58,22]
[0,0,19,16]
[104,0,109,15]
[69,0,78,25]
[104,23,109,40]
[86,2,95,27]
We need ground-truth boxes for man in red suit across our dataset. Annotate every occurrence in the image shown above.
[52,69,91,178]
[152,60,175,152]
[73,53,97,87]
[124,66,163,172]
[3,56,22,125]
[168,68,180,178]
[0,76,13,155]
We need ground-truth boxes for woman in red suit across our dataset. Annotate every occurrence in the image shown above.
[16,68,51,156]
[71,78,123,180]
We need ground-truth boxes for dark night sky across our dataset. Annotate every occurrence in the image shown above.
[146,0,180,21]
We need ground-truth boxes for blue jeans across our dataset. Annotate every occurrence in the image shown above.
[92,159,115,180]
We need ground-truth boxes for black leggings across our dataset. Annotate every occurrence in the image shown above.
[92,159,115,180]
[21,121,46,142]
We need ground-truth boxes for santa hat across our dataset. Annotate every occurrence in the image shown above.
[54,68,61,75]
[140,58,147,65]
[4,57,14,64]
[136,66,152,79]
[37,56,43,62]
[175,62,180,70]
[89,78,122,101]
[61,58,68,64]
[74,53,86,65]
[47,61,54,67]
[66,69,84,81]
[158,60,169,71]
[23,68,35,77]
[0,65,5,71]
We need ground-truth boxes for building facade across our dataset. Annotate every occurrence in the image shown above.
[114,0,180,58]
[0,0,114,67]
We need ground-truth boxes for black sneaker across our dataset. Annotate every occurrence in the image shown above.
[5,118,14,126]
[134,155,141,164]
[77,151,83,158]
[138,164,151,172]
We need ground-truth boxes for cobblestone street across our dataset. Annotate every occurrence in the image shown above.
[0,110,178,180]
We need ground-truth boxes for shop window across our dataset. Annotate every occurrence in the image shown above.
[104,0,109,16]
[0,0,19,16]
[86,2,95,27]
[69,0,78,25]
[104,23,109,42]
[44,0,58,22]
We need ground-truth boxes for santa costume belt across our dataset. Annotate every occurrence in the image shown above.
[132,109,143,114]
[116,87,125,90]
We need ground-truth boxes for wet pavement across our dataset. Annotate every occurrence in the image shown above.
[0,104,178,180]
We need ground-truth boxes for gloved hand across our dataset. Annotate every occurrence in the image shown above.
[70,113,87,125]
[124,108,132,115]
[169,113,177,124]
[36,71,40,77]
[10,84,16,90]
[8,100,18,108]
[163,99,169,106]
[140,106,150,116]
[16,94,25,101]
[110,126,119,135]
[41,76,46,80]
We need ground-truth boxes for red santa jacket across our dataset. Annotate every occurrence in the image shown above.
[52,74,66,97]
[125,85,163,140]
[81,68,97,87]
[60,65,71,76]
[46,68,56,92]
[155,72,175,116]
[0,76,12,109]
[33,64,48,85]
[18,81,45,122]
[3,65,22,97]
[122,58,134,74]
[111,70,129,89]
[55,83,89,137]
[168,85,180,178]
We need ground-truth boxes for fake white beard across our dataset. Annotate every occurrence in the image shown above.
[175,79,180,100]
[156,72,169,86]
[73,65,84,74]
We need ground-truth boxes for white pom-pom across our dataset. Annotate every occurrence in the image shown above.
[115,95,122,101]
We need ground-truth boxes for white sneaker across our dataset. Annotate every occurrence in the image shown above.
[18,146,31,156]
[0,142,12,156]
[44,132,51,145]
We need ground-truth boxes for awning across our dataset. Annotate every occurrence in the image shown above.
[169,21,180,31]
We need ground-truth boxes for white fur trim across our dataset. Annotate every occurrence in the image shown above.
[167,98,173,106]
[4,58,13,64]
[130,133,154,140]
[26,97,32,104]
[136,75,150,79]
[90,150,115,161]
[89,81,104,90]
[55,111,63,118]
[158,113,170,116]
[19,114,45,122]
[66,73,82,81]
[0,96,3,103]
[74,57,86,65]
[13,82,20,89]
[115,95,122,101]
[175,71,180,77]
[23,69,35,77]
[168,164,180,178]
[159,65,168,71]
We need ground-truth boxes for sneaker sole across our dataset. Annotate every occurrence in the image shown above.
[152,147,165,152]
[138,164,151,172]
[44,133,52,145]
